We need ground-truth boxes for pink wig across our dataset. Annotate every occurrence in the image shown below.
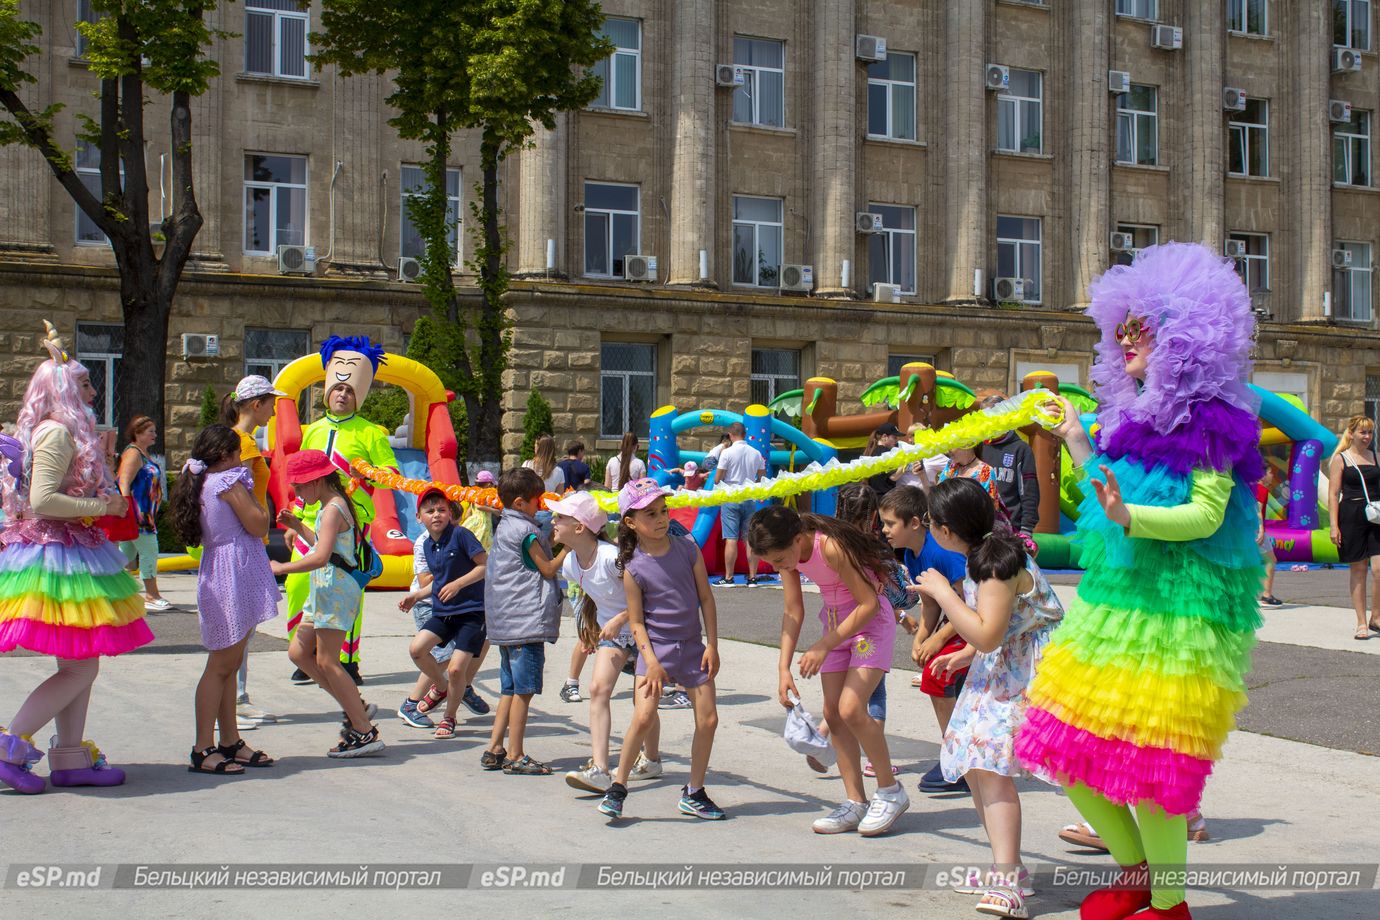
[5,357,107,517]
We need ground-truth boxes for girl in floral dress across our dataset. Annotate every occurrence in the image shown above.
[915,477,1063,920]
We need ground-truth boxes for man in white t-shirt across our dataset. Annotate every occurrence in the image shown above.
[713,422,767,586]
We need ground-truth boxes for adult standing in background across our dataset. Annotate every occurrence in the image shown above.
[712,422,766,587]
[1327,415,1380,640]
[603,432,645,490]
[866,422,903,498]
[116,415,169,611]
[557,441,592,490]
[976,390,1041,537]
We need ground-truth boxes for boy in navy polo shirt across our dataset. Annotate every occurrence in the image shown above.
[399,487,488,740]
[878,486,971,795]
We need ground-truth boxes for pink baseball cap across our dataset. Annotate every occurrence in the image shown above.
[545,491,608,533]
[475,470,496,485]
[683,460,698,473]
[618,477,672,516]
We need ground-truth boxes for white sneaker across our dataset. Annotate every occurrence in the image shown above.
[565,764,613,794]
[144,597,173,611]
[628,754,662,780]
[858,784,910,837]
[812,800,867,835]
[235,716,258,732]
[236,703,279,724]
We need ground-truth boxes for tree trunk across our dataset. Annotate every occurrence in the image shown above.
[467,130,509,464]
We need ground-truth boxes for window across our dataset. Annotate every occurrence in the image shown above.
[1334,110,1371,187]
[996,215,1042,304]
[592,17,641,111]
[1335,241,1373,322]
[245,1,309,79]
[732,196,784,287]
[732,37,785,128]
[244,154,307,254]
[75,0,99,58]
[583,182,640,278]
[866,204,917,295]
[600,342,656,439]
[997,69,1043,154]
[1367,374,1380,426]
[866,52,916,141]
[1115,84,1158,166]
[400,165,461,264]
[76,323,123,429]
[1228,0,1268,34]
[244,327,311,381]
[1015,360,1082,388]
[75,140,113,245]
[751,348,801,407]
[1114,223,1159,266]
[887,353,936,377]
[1116,0,1158,19]
[1228,232,1270,293]
[1228,99,1269,177]
[1335,0,1372,50]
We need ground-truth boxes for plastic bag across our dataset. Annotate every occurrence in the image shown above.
[783,691,835,766]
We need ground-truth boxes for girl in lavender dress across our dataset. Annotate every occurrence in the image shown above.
[170,426,280,774]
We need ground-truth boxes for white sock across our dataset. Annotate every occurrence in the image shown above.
[564,678,578,686]
[685,785,702,796]
[877,783,900,795]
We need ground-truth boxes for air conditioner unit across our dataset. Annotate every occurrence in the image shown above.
[1108,70,1131,94]
[993,277,1025,301]
[985,64,1010,91]
[780,264,814,292]
[624,254,658,282]
[1222,87,1247,112]
[856,211,884,234]
[181,333,220,359]
[1110,231,1136,252]
[1151,25,1183,51]
[1333,47,1363,73]
[1224,238,1247,258]
[397,257,422,283]
[276,244,315,275]
[1329,99,1354,123]
[715,64,746,87]
[856,35,887,63]
[872,283,902,303]
[1332,248,1354,269]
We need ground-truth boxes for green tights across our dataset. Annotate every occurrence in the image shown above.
[1066,782,1187,910]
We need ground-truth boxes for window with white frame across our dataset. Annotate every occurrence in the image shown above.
[997,69,1042,155]
[1366,374,1380,426]
[732,195,783,288]
[592,17,641,111]
[1116,0,1158,20]
[751,348,801,408]
[76,323,123,429]
[1015,360,1083,388]
[400,164,461,264]
[887,353,937,377]
[866,52,916,141]
[600,342,656,439]
[244,327,311,381]
[1228,232,1270,292]
[1334,110,1371,187]
[245,1,309,79]
[1228,0,1268,34]
[583,182,640,278]
[1335,241,1373,322]
[1114,223,1159,266]
[732,37,785,128]
[75,0,98,57]
[74,139,116,245]
[244,154,307,254]
[1115,84,1158,166]
[1335,0,1372,50]
[996,215,1042,304]
[866,203,917,295]
[1228,99,1269,177]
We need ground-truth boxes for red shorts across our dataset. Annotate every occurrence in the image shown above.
[920,636,969,698]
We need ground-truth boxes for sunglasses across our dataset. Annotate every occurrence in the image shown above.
[1114,317,1150,344]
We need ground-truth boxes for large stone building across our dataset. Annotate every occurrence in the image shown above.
[3,0,1380,461]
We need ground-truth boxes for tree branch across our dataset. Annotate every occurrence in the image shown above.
[0,86,108,232]
[158,88,202,301]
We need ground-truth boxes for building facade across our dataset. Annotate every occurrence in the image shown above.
[2,0,1380,460]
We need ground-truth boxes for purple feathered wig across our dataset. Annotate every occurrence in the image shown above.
[1087,242,1262,478]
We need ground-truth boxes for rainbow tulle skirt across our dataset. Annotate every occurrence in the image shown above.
[0,518,153,658]
[1014,456,1262,815]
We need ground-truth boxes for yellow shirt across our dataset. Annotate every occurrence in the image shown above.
[237,429,270,511]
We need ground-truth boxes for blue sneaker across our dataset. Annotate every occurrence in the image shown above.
[397,698,435,729]
[678,786,726,820]
[461,685,490,716]
[599,782,628,819]
[918,762,969,795]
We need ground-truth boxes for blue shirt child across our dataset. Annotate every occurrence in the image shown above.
[425,522,487,617]
[902,532,967,587]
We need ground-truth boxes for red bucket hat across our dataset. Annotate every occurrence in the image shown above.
[285,449,338,484]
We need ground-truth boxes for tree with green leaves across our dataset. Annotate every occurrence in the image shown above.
[312,0,610,463]
[520,388,552,461]
[0,0,221,446]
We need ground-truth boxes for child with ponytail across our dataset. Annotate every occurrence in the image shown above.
[170,425,280,774]
[915,476,1063,919]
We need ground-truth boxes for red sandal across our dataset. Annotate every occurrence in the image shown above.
[416,684,447,715]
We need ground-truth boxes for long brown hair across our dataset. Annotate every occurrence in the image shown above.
[574,530,615,648]
[748,505,894,583]
[170,425,240,547]
[531,434,557,479]
[615,431,638,488]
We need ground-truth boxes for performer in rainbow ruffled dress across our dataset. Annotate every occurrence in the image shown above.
[1014,243,1264,920]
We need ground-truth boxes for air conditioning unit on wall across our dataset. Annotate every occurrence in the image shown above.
[277,244,315,275]
[1332,249,1354,269]
[624,254,657,282]
[1222,87,1248,111]
[1333,47,1363,73]
[1108,70,1131,94]
[397,257,422,282]
[715,64,745,87]
[855,35,886,62]
[985,64,1010,91]
[856,212,884,234]
[1110,231,1136,252]
[993,277,1025,301]
[1151,25,1183,51]
[872,283,902,303]
[1224,239,1247,258]
[780,264,814,292]
[1330,99,1354,123]
[181,333,220,359]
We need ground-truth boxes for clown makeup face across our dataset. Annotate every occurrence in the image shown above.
[323,349,376,415]
[1116,315,1154,381]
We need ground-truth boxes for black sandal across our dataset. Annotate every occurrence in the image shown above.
[480,747,507,771]
[189,746,244,774]
[217,738,275,768]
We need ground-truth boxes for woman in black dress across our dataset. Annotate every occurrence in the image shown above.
[1327,415,1380,640]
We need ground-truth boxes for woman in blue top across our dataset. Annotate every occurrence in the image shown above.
[116,415,168,611]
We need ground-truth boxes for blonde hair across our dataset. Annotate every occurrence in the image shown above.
[1334,415,1376,458]
[531,434,557,479]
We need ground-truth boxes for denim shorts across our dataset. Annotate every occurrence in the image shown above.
[867,675,887,722]
[597,635,635,651]
[719,499,758,540]
[411,603,452,663]
[499,642,546,696]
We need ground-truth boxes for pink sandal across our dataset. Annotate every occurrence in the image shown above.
[416,684,447,715]
[433,717,457,740]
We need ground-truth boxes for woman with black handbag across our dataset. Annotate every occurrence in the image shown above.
[1327,415,1380,640]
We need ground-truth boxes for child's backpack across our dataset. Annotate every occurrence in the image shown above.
[330,513,384,590]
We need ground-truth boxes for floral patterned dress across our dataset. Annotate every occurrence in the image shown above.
[940,557,1063,782]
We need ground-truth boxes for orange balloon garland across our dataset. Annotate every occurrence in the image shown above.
[349,459,562,510]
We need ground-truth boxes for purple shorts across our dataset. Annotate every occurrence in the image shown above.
[636,634,711,688]
[819,602,896,674]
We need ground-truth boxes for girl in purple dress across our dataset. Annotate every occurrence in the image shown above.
[170,426,280,775]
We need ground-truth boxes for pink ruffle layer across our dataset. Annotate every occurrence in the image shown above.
[0,616,153,659]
